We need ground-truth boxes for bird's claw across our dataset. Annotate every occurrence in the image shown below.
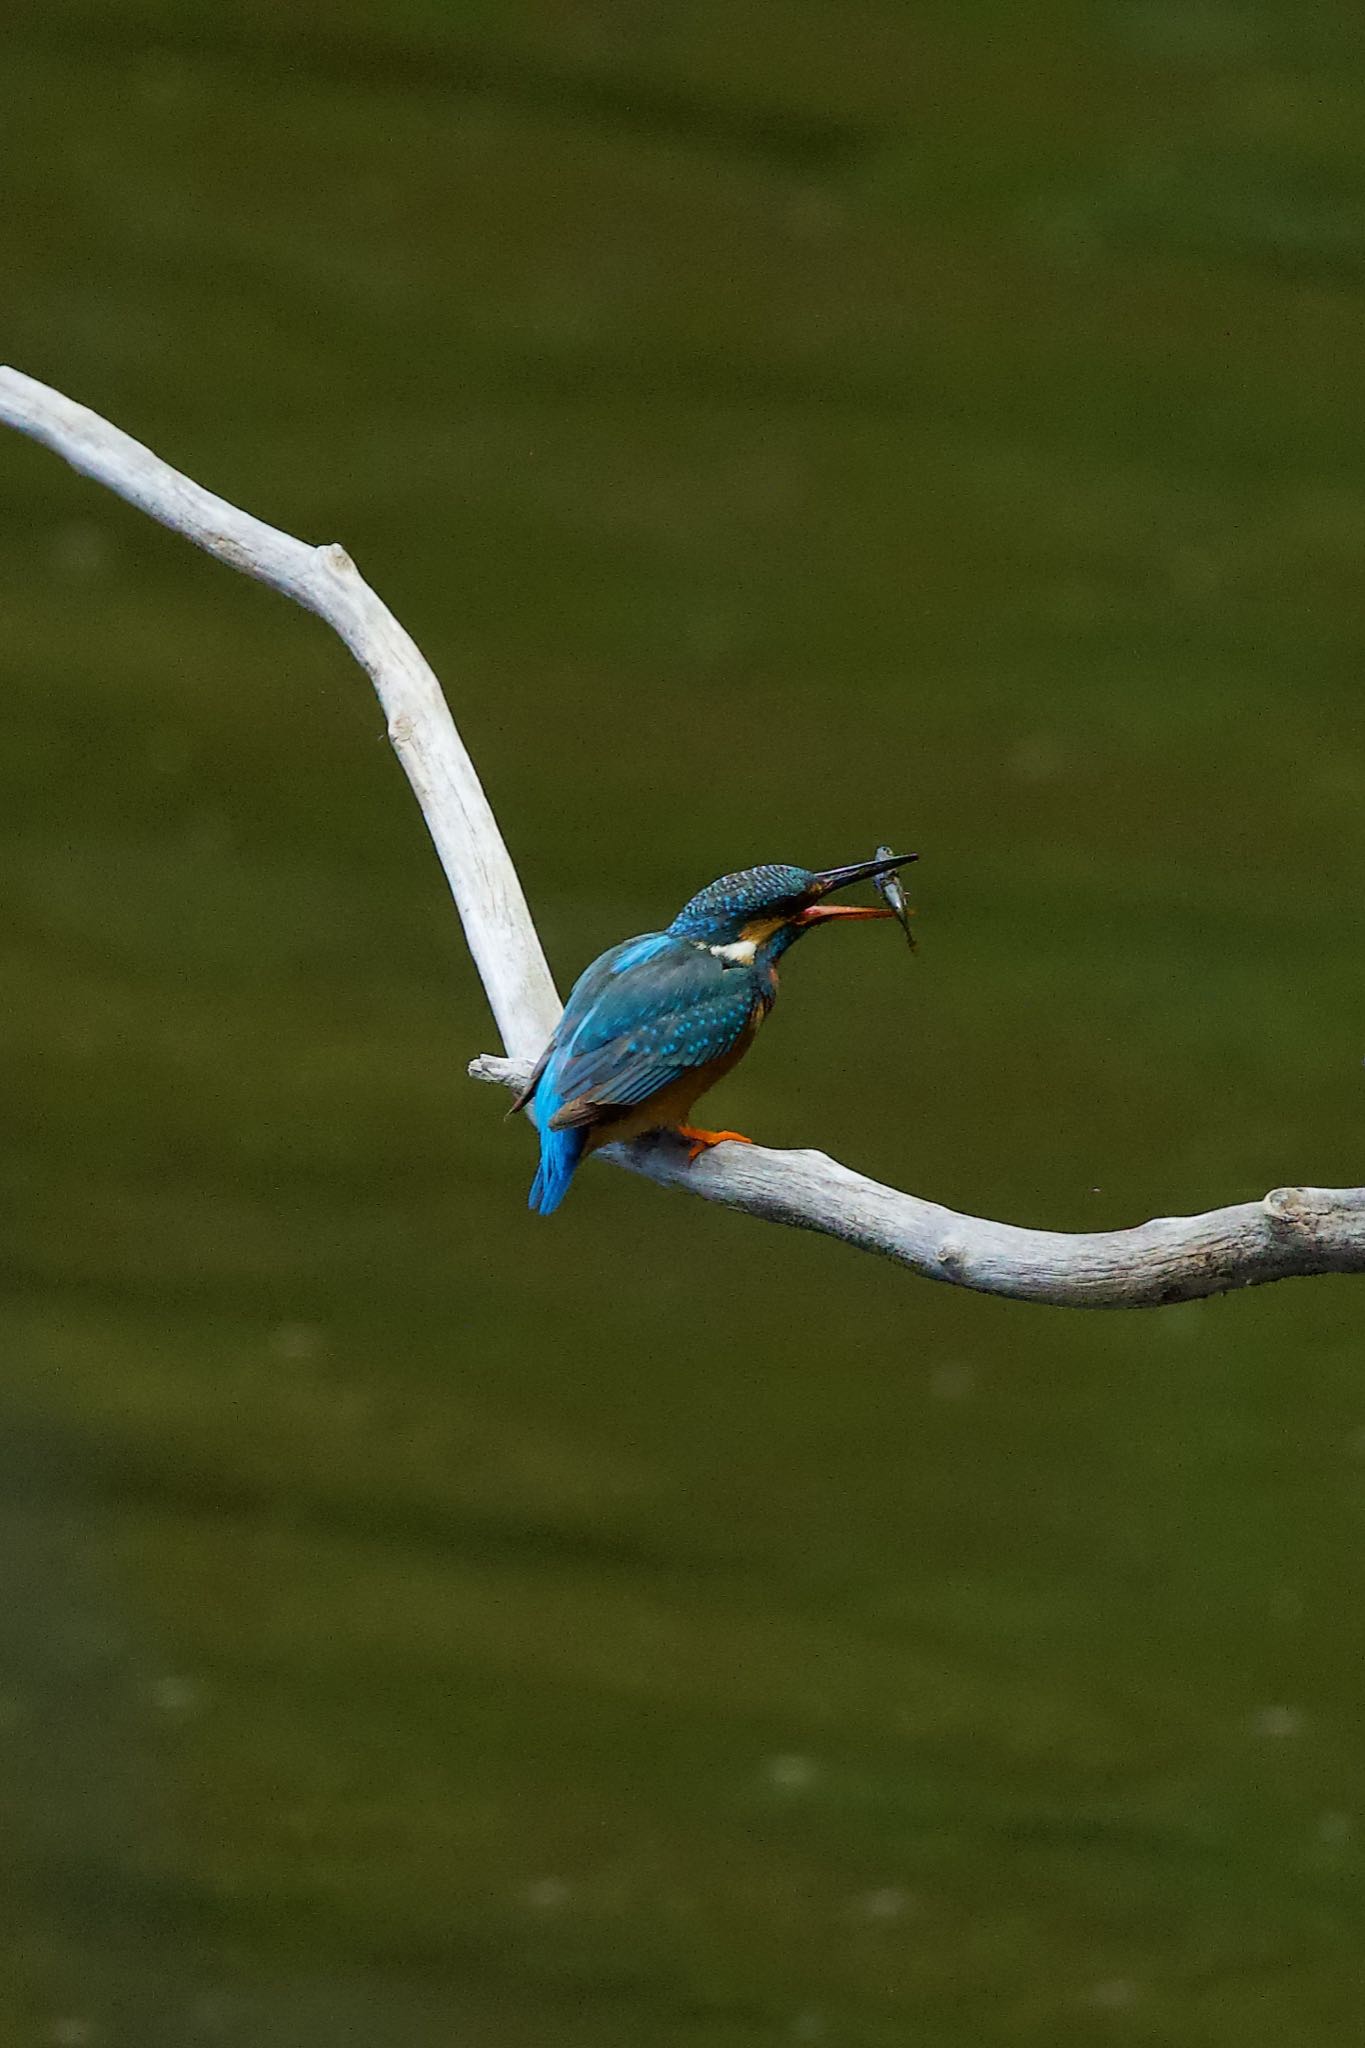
[677,1124,754,1164]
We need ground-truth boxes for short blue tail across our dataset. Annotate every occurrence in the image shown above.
[528,1120,586,1215]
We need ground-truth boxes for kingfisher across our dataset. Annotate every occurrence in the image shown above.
[513,852,916,1214]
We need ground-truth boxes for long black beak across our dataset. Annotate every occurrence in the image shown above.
[806,850,917,898]
[790,849,918,928]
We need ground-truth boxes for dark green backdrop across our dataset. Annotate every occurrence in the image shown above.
[3,4,1364,2042]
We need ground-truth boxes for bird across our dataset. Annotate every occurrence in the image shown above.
[513,852,916,1214]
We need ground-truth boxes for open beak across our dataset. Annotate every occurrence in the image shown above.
[793,901,894,925]
[792,849,916,926]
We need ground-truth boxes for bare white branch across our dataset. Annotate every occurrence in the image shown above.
[4,365,1360,1307]
[0,367,558,1062]
[470,1054,1365,1307]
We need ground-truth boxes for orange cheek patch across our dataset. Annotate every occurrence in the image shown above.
[739,915,786,946]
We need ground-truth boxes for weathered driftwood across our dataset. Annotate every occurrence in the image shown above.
[0,367,558,1061]
[3,364,1360,1308]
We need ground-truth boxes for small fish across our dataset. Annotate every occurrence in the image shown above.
[874,842,917,951]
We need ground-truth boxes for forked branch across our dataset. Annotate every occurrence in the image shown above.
[3,365,1360,1307]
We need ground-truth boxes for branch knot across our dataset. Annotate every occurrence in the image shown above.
[1263,1186,1317,1228]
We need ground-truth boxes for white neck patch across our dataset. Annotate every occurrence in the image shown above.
[707,938,758,966]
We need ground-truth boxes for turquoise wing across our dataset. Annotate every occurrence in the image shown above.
[539,934,761,1132]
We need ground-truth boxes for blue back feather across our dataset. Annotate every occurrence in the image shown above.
[528,1114,585,1214]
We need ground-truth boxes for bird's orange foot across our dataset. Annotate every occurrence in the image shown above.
[677,1124,754,1165]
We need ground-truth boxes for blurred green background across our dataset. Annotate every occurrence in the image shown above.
[3,2,1365,2042]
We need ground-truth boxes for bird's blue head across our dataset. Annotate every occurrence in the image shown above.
[667,852,916,960]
